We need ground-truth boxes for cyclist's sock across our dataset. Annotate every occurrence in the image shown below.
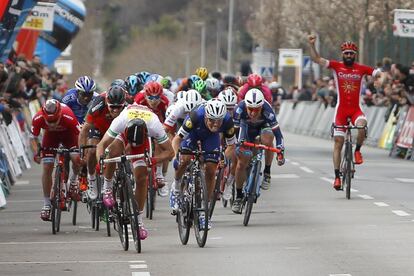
[156,164,163,178]
[103,178,113,190]
[335,169,340,179]
[172,179,179,191]
[138,210,144,225]
[88,173,96,181]
[355,144,362,152]
[264,165,271,175]
[44,197,51,206]
[236,188,243,199]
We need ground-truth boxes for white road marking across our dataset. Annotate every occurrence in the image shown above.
[395,178,414,183]
[271,174,299,179]
[374,202,389,207]
[130,264,148,269]
[129,261,146,263]
[330,274,352,276]
[0,260,142,265]
[209,237,223,240]
[350,188,359,192]
[300,166,314,173]
[132,273,150,276]
[0,241,118,245]
[15,180,30,185]
[392,210,411,217]
[290,161,300,166]
[358,195,374,200]
[320,177,332,183]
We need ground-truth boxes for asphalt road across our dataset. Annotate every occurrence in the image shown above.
[1,132,414,276]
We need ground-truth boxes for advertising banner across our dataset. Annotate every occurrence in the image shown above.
[393,9,414,38]
[22,1,55,31]
[396,106,414,148]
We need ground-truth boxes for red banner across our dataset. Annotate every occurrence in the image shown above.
[0,1,10,21]
[15,29,40,60]
[396,106,414,149]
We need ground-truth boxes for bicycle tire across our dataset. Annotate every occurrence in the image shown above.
[51,166,61,234]
[177,176,191,245]
[345,142,352,200]
[243,163,259,226]
[147,170,155,220]
[91,203,96,229]
[72,200,77,225]
[114,182,128,250]
[105,208,111,237]
[209,166,223,219]
[193,170,209,248]
[95,204,100,231]
[221,162,231,208]
[126,176,141,253]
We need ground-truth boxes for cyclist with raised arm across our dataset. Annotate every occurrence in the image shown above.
[308,34,382,190]
[78,85,127,199]
[30,99,81,221]
[62,76,99,124]
[170,99,236,229]
[96,104,174,239]
[232,89,285,214]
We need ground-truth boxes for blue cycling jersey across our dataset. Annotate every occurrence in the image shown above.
[61,88,99,124]
[233,100,284,148]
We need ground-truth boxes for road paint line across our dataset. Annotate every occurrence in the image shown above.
[132,273,150,276]
[130,264,148,269]
[395,178,414,183]
[321,177,332,183]
[374,202,389,207]
[6,200,43,203]
[271,174,299,179]
[129,261,146,263]
[300,166,314,173]
[15,180,30,185]
[330,274,352,276]
[0,260,142,265]
[350,188,359,192]
[358,195,374,200]
[290,161,300,166]
[209,237,223,240]
[392,210,411,217]
[0,241,118,245]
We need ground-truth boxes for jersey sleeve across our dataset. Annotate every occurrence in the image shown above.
[86,96,105,124]
[177,110,197,138]
[30,113,43,137]
[233,101,245,127]
[107,108,128,138]
[148,114,169,144]
[222,115,236,145]
[263,102,284,148]
[327,60,340,70]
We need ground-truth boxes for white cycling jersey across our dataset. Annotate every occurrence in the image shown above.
[164,100,187,129]
[163,88,175,106]
[107,103,168,144]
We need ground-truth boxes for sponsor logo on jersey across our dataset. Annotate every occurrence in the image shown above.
[227,127,235,136]
[91,100,104,113]
[127,109,152,121]
[338,72,361,80]
[185,119,193,129]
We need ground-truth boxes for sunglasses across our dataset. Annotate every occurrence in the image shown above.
[247,106,261,112]
[206,118,223,125]
[108,104,124,109]
[343,51,356,56]
[146,95,160,101]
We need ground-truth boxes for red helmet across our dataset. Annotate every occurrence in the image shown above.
[42,99,62,123]
[144,81,163,97]
[247,73,263,88]
[341,41,358,53]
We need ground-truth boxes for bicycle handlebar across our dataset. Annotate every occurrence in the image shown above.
[179,149,222,156]
[332,124,366,130]
[103,153,145,164]
[40,147,79,154]
[240,141,282,154]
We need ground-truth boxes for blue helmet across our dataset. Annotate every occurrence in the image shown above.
[75,76,96,95]
[135,71,151,85]
[125,75,139,96]
[110,78,127,90]
[147,73,163,84]
[188,74,201,88]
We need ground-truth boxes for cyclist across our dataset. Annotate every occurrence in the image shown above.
[308,35,382,190]
[78,85,127,199]
[170,99,236,228]
[125,75,140,104]
[206,77,222,98]
[96,104,174,239]
[237,73,272,104]
[195,67,209,81]
[232,89,285,214]
[193,79,212,100]
[30,99,81,221]
[222,74,240,90]
[62,76,99,124]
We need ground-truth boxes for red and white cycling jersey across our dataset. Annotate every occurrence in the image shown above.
[134,91,169,122]
[327,60,380,135]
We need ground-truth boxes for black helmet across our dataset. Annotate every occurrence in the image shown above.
[126,118,148,146]
[107,85,126,105]
[110,78,127,90]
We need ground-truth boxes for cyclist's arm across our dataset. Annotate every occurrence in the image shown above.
[79,121,93,147]
[155,139,174,164]
[30,137,40,156]
[308,35,328,67]
[96,132,114,161]
[172,135,183,156]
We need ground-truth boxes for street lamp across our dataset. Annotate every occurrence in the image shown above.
[216,8,223,71]
[194,21,206,67]
[227,0,234,74]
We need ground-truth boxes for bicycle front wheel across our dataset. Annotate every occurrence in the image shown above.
[209,167,223,219]
[345,142,352,200]
[243,163,259,226]
[51,166,62,234]
[193,170,209,248]
[126,177,141,253]
[177,176,191,245]
[114,183,128,250]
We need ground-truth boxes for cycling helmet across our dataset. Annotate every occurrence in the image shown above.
[341,41,358,53]
[75,76,96,95]
[247,73,263,88]
[160,77,172,89]
[144,81,163,96]
[182,89,202,112]
[205,98,227,120]
[193,79,206,93]
[245,88,265,108]
[42,99,62,123]
[195,67,209,80]
[135,71,151,84]
[125,75,139,96]
[205,78,221,92]
[188,75,201,88]
[126,118,148,147]
[223,74,239,87]
[107,85,126,105]
[218,88,237,109]
[110,78,127,90]
[147,73,163,84]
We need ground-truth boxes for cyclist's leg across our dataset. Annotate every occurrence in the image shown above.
[85,132,100,199]
[260,129,274,189]
[200,133,221,199]
[333,110,346,189]
[352,111,367,164]
[40,133,57,218]
[102,139,124,207]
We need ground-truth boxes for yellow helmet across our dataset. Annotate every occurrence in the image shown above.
[195,67,209,81]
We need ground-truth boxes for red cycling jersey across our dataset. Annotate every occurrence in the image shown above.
[328,60,379,135]
[237,83,273,104]
[134,91,169,122]
[85,92,114,136]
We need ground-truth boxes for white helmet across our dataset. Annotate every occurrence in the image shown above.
[218,88,237,109]
[245,88,264,108]
[206,78,221,91]
[205,98,227,120]
[182,89,202,112]
[175,90,185,102]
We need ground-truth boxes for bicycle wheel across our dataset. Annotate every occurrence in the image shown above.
[90,202,96,229]
[221,162,231,208]
[105,208,111,237]
[126,177,141,253]
[193,170,209,248]
[95,203,100,231]
[146,170,155,220]
[243,164,259,226]
[114,183,128,250]
[177,176,191,245]
[345,142,352,200]
[51,166,62,234]
[72,200,77,225]
[209,166,223,219]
